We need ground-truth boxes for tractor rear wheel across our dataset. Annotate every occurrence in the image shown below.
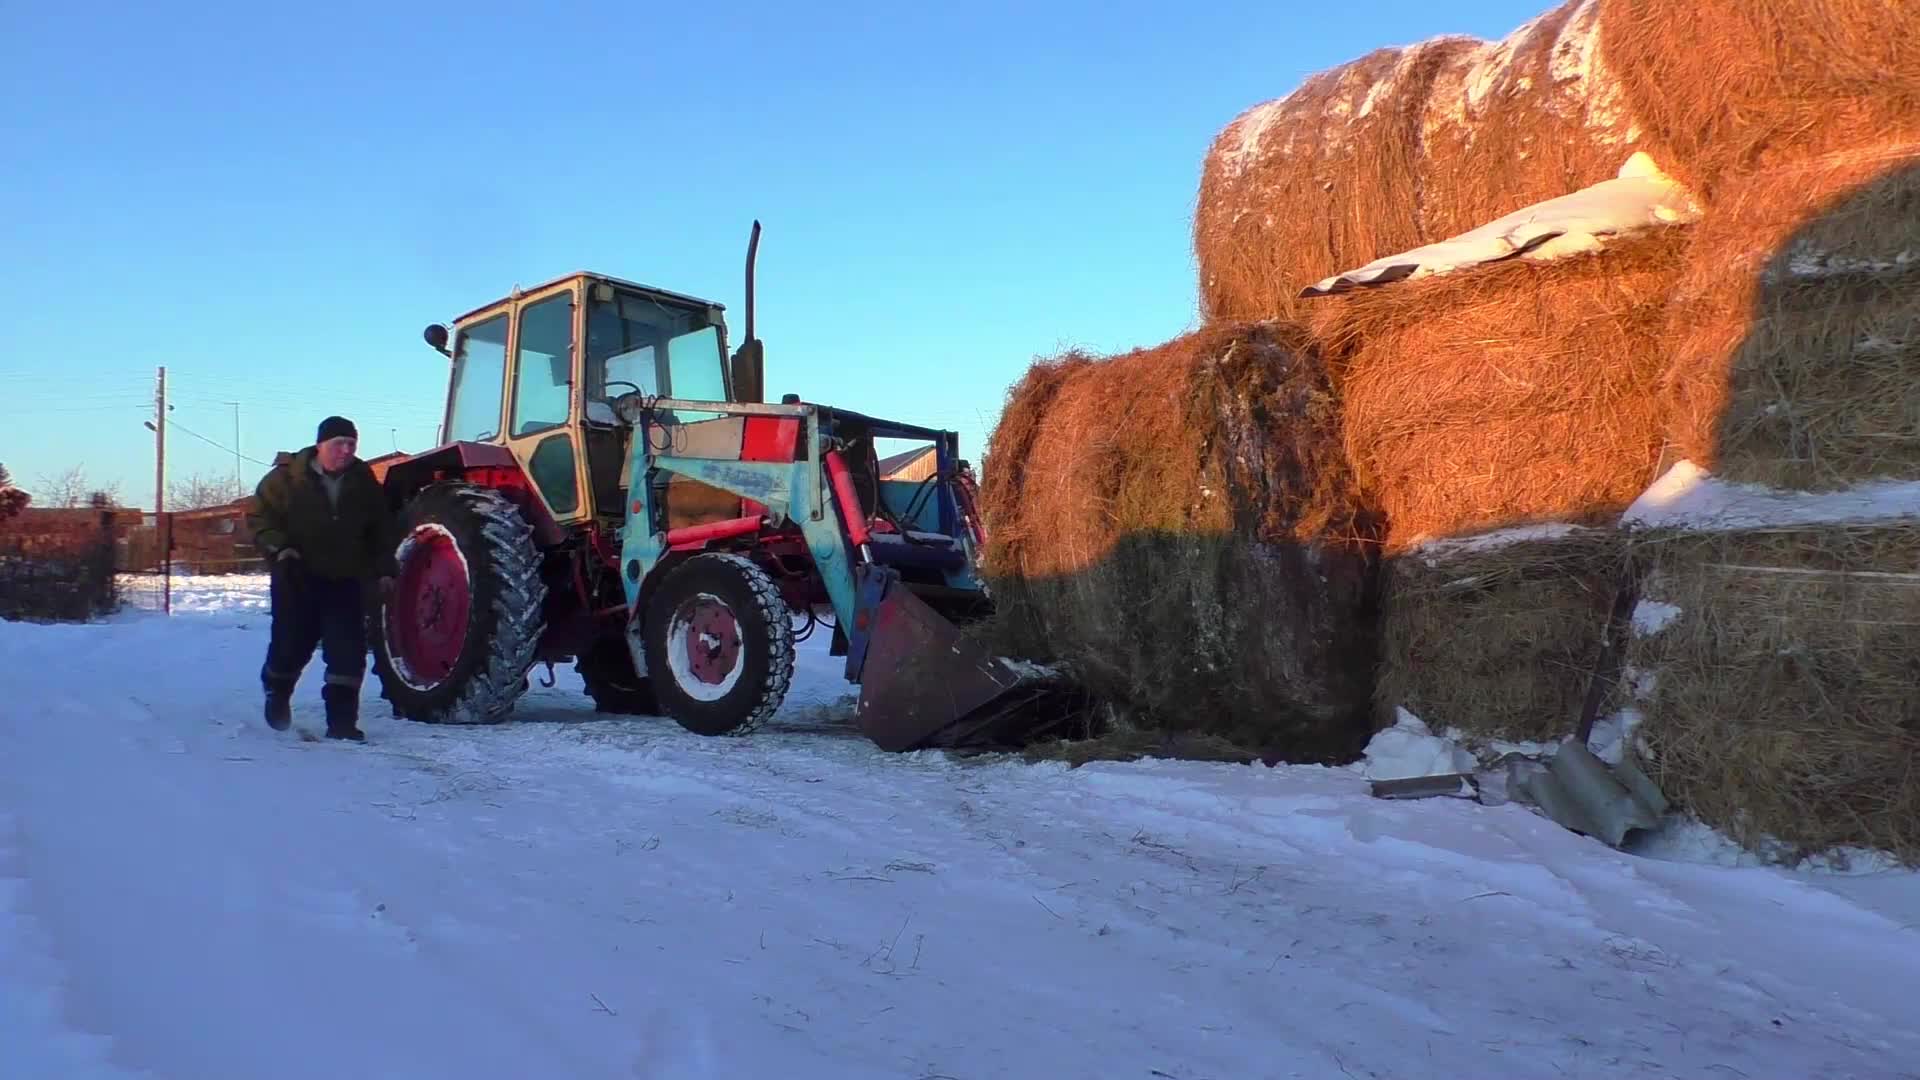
[374,483,547,725]
[576,632,660,715]
[642,553,793,736]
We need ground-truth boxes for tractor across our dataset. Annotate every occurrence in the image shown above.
[368,224,1055,751]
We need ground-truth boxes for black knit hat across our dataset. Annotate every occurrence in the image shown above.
[316,415,358,443]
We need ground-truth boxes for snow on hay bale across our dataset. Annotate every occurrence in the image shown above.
[1300,150,1701,295]
[1596,0,1920,197]
[978,322,1381,761]
[1377,524,1625,746]
[1313,224,1692,551]
[1661,144,1920,490]
[1622,461,1920,864]
[1194,0,1636,321]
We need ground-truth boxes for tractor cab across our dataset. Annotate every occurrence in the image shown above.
[421,272,766,528]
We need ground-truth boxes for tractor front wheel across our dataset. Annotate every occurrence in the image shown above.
[642,553,793,736]
[373,483,548,725]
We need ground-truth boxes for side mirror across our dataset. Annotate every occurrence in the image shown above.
[730,339,765,404]
[423,324,450,355]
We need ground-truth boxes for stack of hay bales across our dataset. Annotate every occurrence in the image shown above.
[1617,140,1920,864]
[1190,0,1691,752]
[979,323,1381,762]
[1313,228,1685,749]
[1622,463,1920,863]
[1236,0,1920,803]
[982,0,1920,822]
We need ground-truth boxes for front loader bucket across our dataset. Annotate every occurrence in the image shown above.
[854,582,1068,752]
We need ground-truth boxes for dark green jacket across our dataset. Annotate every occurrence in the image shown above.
[248,446,396,581]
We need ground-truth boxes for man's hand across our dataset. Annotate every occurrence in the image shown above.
[377,576,395,598]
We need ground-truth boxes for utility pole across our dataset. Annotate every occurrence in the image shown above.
[154,366,170,615]
[231,401,243,499]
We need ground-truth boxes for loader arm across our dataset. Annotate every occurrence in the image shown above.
[615,399,863,632]
[616,397,1059,751]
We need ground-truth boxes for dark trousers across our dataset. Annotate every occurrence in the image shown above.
[261,563,367,700]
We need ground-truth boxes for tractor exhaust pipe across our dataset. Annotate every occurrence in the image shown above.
[744,219,760,344]
[730,220,767,403]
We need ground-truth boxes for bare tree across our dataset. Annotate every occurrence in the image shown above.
[35,465,123,509]
[169,472,245,510]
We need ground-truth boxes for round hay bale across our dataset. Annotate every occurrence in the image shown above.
[1378,525,1626,746]
[979,322,1382,761]
[1414,0,1639,241]
[1194,42,1467,323]
[1194,0,1640,322]
[1598,0,1920,196]
[1627,518,1920,865]
[1314,227,1691,551]
[1661,143,1920,490]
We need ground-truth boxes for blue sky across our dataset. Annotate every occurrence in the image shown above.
[1,0,1544,507]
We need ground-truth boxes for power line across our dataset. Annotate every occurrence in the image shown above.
[167,418,274,468]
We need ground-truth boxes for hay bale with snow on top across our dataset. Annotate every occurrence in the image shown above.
[1313,226,1690,550]
[1377,524,1625,747]
[1622,461,1920,864]
[1597,0,1920,196]
[979,322,1382,762]
[1193,41,1468,323]
[1194,0,1639,321]
[1412,0,1641,242]
[1661,145,1920,490]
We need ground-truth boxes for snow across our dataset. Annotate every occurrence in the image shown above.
[1216,98,1290,175]
[1360,708,1478,780]
[1424,0,1631,143]
[1220,0,1635,182]
[1630,599,1682,636]
[6,581,1920,1079]
[1443,729,1563,761]
[1355,36,1477,121]
[1462,12,1543,111]
[1001,657,1063,682]
[1585,708,1645,767]
[1301,152,1702,296]
[1779,246,1916,282]
[1406,522,1583,561]
[1632,819,1909,878]
[1623,459,1920,531]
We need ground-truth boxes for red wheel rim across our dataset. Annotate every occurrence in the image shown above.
[387,525,471,687]
[682,597,741,687]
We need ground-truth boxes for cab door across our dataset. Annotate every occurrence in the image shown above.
[501,282,592,525]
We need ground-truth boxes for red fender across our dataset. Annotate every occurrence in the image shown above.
[378,441,567,548]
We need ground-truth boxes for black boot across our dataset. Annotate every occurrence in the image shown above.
[264,688,292,731]
[322,681,365,742]
[262,672,295,732]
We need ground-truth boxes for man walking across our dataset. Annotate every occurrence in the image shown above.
[247,416,395,740]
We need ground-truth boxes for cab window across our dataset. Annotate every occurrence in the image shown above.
[511,292,574,437]
[447,314,508,442]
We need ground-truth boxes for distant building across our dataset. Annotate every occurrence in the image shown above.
[877,445,938,484]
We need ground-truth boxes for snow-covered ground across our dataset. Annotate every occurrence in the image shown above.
[4,576,1919,1080]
